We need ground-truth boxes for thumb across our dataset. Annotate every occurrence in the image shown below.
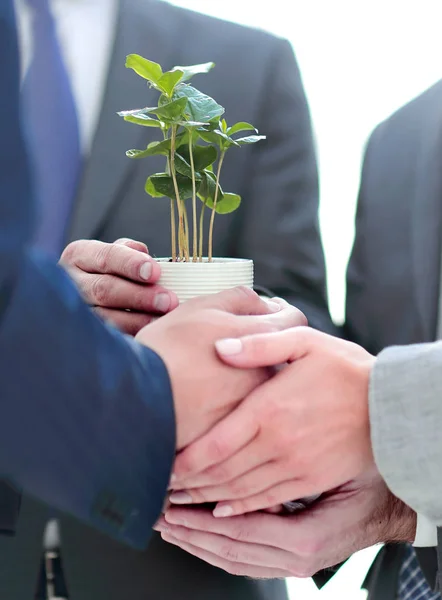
[215,326,321,367]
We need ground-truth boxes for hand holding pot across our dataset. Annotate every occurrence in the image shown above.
[59,238,179,335]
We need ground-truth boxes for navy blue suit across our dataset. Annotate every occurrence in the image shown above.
[0,0,175,549]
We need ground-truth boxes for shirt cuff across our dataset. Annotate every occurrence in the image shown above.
[414,513,438,547]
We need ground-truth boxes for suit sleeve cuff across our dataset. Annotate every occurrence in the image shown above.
[369,342,442,524]
[414,513,438,547]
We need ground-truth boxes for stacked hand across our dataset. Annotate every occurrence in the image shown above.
[155,467,416,578]
[60,239,415,579]
[170,328,376,514]
[59,238,307,449]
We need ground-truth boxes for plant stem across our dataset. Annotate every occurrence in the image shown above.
[199,202,206,261]
[170,125,188,261]
[183,204,190,255]
[169,199,177,262]
[208,152,225,262]
[188,133,198,262]
[164,127,177,262]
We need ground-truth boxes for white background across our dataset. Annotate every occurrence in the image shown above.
[164,0,442,596]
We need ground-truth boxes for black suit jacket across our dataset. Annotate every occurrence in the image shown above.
[6,1,334,599]
[345,79,442,599]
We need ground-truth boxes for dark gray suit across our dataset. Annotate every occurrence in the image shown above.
[7,1,332,599]
[345,79,442,598]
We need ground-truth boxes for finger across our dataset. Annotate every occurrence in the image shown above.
[62,239,161,283]
[235,301,307,338]
[155,519,292,571]
[172,403,258,481]
[170,460,292,506]
[93,307,155,336]
[185,286,283,317]
[215,326,323,367]
[114,238,149,254]
[172,437,274,490]
[159,532,291,579]
[76,272,178,313]
[212,479,322,518]
[164,507,290,547]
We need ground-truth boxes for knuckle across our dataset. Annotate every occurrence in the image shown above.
[115,238,149,253]
[293,536,323,559]
[60,240,81,265]
[129,290,149,312]
[95,244,113,273]
[235,285,255,300]
[224,562,242,576]
[264,491,278,507]
[290,561,317,578]
[189,489,207,504]
[228,479,250,498]
[207,438,228,463]
[231,524,250,542]
[206,463,230,485]
[220,544,239,562]
[114,237,133,246]
[91,275,110,305]
[173,452,197,477]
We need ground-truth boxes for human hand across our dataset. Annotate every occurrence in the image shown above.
[170,327,375,514]
[155,467,415,578]
[136,288,307,449]
[59,238,179,335]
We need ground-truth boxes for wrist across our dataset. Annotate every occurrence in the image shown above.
[381,493,416,543]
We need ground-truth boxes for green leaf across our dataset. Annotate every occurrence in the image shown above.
[198,170,223,206]
[125,54,162,84]
[174,154,193,179]
[179,145,217,172]
[171,62,215,82]
[176,120,207,127]
[173,84,224,124]
[150,97,188,121]
[214,192,241,214]
[141,139,171,157]
[126,148,152,159]
[233,135,266,145]
[121,114,164,128]
[157,70,184,96]
[227,122,257,136]
[118,107,157,117]
[145,173,194,200]
[198,129,234,147]
[221,119,228,133]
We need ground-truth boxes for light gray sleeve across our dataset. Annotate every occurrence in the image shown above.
[369,342,442,524]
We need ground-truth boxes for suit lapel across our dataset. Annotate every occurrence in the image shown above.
[411,95,442,341]
[68,0,181,242]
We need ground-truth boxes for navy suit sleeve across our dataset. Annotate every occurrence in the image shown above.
[0,0,175,549]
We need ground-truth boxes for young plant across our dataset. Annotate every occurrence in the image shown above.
[118,54,265,262]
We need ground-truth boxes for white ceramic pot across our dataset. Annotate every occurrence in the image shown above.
[157,257,254,303]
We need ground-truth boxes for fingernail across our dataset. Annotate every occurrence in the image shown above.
[266,300,281,312]
[140,262,152,281]
[213,505,233,518]
[215,338,243,356]
[169,491,193,505]
[154,293,171,312]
